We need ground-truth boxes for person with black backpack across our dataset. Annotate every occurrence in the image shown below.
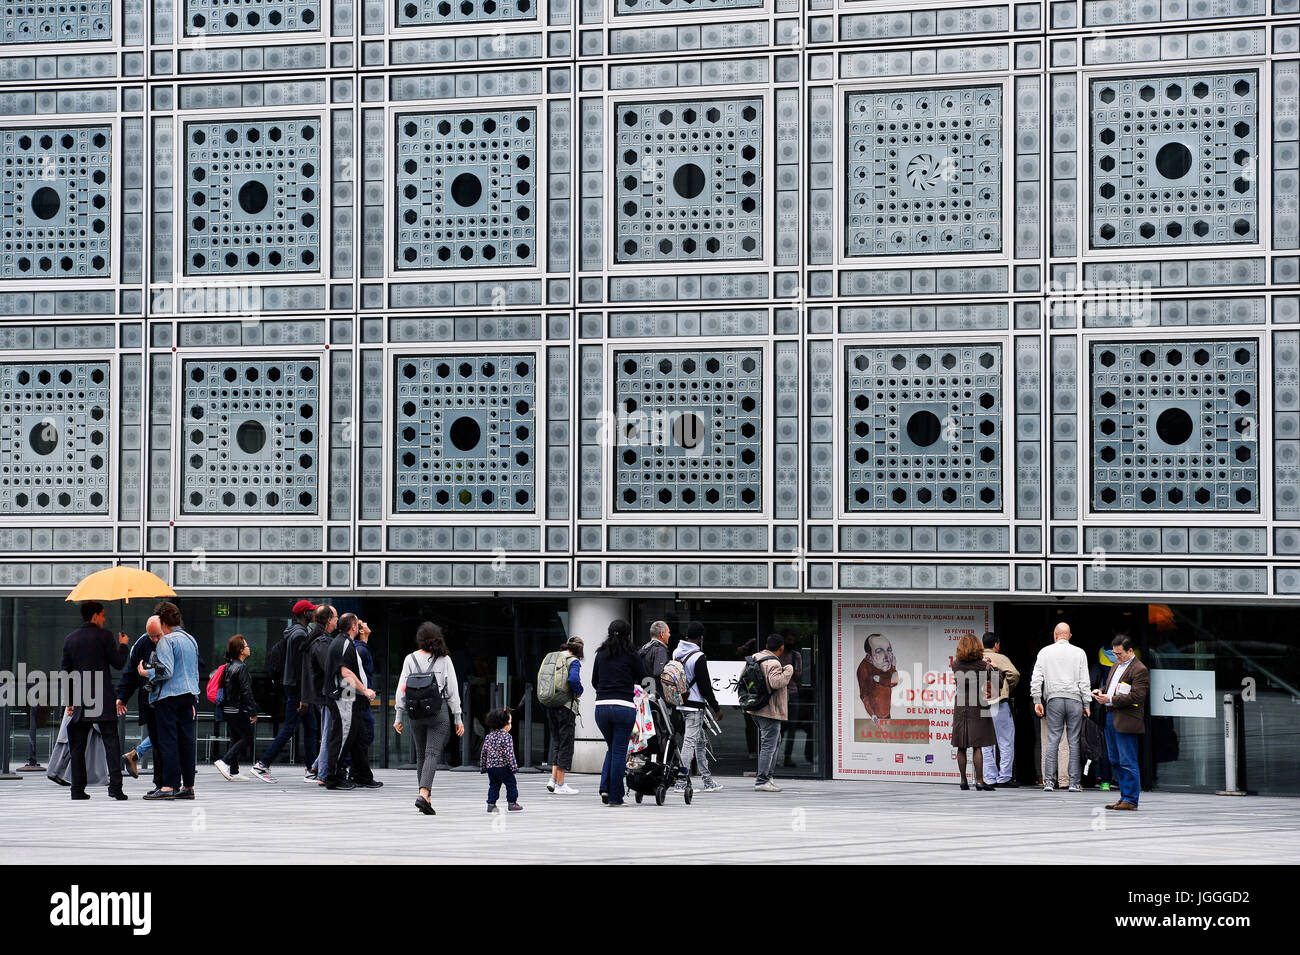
[250,599,319,781]
[742,634,794,792]
[394,622,464,815]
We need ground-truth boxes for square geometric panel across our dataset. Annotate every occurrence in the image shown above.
[846,344,1003,511]
[614,349,762,512]
[0,126,111,280]
[394,109,537,270]
[1091,340,1259,512]
[180,359,321,515]
[614,0,761,13]
[183,117,322,276]
[184,0,322,35]
[1090,71,1258,249]
[395,0,536,26]
[1,2,112,43]
[846,86,1002,257]
[613,98,763,264]
[393,355,536,513]
[0,362,110,515]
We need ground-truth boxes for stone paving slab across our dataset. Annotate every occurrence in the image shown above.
[1,768,1297,865]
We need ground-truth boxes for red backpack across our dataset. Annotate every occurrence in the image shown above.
[206,664,227,704]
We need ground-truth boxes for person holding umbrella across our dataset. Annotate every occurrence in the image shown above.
[60,601,131,800]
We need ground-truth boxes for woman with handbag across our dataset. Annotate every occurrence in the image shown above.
[395,622,464,815]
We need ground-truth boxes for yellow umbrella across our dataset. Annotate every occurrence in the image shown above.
[65,566,176,604]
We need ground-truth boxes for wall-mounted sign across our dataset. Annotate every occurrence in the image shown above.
[1149,669,1216,718]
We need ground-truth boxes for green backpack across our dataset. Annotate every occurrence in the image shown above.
[537,650,573,708]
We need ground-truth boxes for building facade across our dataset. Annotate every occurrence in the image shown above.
[0,0,1297,791]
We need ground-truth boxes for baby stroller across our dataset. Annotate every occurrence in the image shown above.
[625,678,693,806]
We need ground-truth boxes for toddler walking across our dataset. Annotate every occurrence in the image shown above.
[481,708,522,812]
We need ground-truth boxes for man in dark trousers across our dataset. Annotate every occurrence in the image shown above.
[61,601,130,800]
[115,614,164,794]
[322,612,379,791]
[1093,633,1150,811]
[251,599,319,781]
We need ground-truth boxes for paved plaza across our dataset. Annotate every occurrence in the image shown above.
[2,769,1297,865]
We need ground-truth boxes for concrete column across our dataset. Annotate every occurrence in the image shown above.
[568,596,630,775]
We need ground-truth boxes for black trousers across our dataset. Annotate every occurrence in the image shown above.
[144,706,163,787]
[69,720,122,796]
[221,711,255,774]
[326,697,373,785]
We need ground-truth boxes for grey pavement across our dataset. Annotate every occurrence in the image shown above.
[2,768,1297,864]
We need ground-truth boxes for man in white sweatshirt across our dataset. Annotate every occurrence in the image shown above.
[1029,622,1091,792]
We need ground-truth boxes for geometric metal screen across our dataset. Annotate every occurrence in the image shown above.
[1090,71,1258,249]
[1091,340,1259,511]
[0,125,112,279]
[393,355,536,513]
[846,86,1002,256]
[184,0,320,35]
[846,344,1003,510]
[613,349,762,512]
[180,359,321,515]
[0,362,110,515]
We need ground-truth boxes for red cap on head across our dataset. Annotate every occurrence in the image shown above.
[292,599,318,615]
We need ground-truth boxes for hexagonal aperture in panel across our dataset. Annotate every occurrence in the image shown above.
[613,98,763,264]
[1090,71,1258,248]
[846,86,1002,257]
[0,362,110,515]
[1091,340,1259,511]
[614,349,762,512]
[184,118,322,276]
[845,344,1003,510]
[184,0,321,35]
[393,355,536,513]
[395,0,537,26]
[181,360,321,515]
[0,126,111,280]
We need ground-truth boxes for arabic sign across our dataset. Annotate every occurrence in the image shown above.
[1149,669,1216,718]
[709,661,744,708]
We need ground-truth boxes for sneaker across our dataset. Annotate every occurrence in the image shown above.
[508,802,523,812]
[356,779,384,789]
[123,750,139,779]
[325,780,356,791]
[546,779,556,793]
[1100,782,1112,792]
[304,769,318,781]
[486,804,499,813]
[1042,784,1055,792]
[672,781,687,794]
[1068,784,1083,793]
[213,759,234,781]
[600,791,609,805]
[248,765,275,783]
[229,772,250,782]
[755,781,781,792]
[554,783,580,795]
[701,781,724,793]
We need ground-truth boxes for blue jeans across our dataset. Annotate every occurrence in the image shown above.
[679,708,715,786]
[753,714,781,785]
[981,699,1015,783]
[486,767,518,805]
[314,705,332,777]
[1104,713,1141,806]
[136,734,152,758]
[258,692,318,767]
[595,704,636,805]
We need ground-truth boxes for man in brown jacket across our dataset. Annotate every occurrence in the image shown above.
[981,631,1020,787]
[1092,634,1149,810]
[751,634,795,792]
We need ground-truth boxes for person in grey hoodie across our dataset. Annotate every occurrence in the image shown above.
[673,621,724,794]
[1029,622,1092,793]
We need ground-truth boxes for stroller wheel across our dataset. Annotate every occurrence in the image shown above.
[683,784,693,805]
[635,790,643,804]
[655,784,667,806]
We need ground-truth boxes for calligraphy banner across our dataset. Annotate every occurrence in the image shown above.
[1149,669,1217,718]
[834,601,992,781]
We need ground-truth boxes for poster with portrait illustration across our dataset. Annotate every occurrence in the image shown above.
[834,601,991,781]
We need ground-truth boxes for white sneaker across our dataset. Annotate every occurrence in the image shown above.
[554,783,580,795]
[213,759,234,781]
[701,781,724,793]
[672,781,687,794]
[546,779,556,793]
[1068,784,1083,793]
[229,772,249,781]
[755,781,782,792]
[248,766,275,783]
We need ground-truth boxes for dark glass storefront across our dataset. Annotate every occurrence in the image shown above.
[2,594,1295,795]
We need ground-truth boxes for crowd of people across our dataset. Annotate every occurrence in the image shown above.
[949,624,1150,809]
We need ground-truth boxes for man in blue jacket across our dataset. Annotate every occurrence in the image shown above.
[60,601,130,800]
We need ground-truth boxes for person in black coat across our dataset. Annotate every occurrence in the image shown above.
[215,635,259,781]
[115,614,164,793]
[61,601,131,800]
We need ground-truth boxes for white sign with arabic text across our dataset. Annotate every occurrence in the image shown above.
[1149,669,1216,718]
